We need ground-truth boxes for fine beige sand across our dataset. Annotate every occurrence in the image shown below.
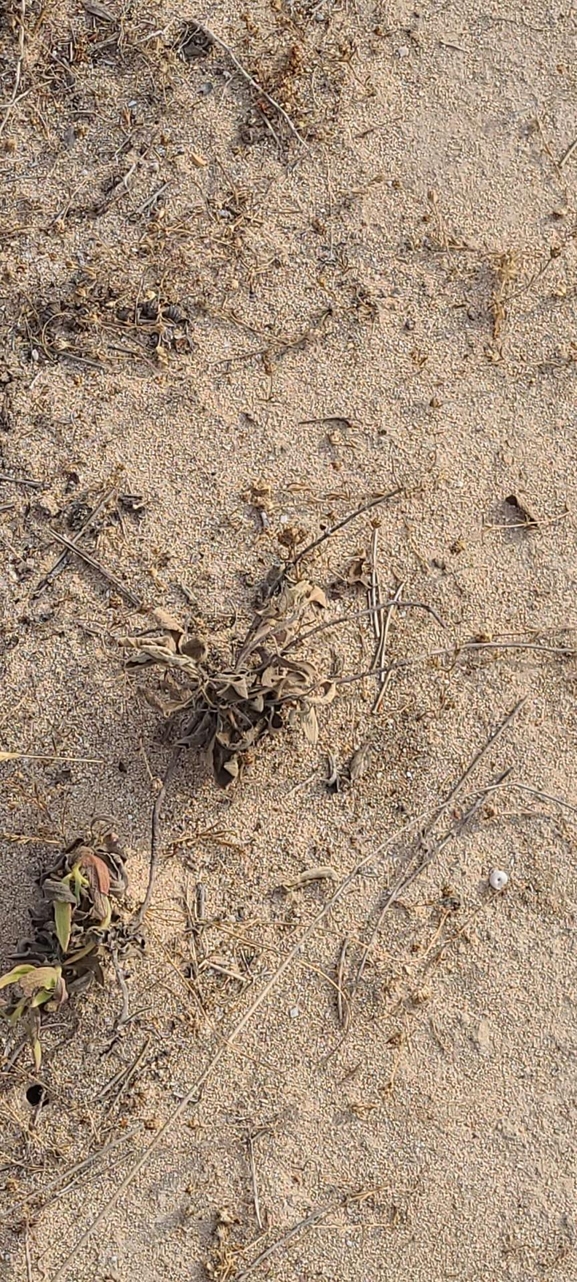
[1,3,576,1280]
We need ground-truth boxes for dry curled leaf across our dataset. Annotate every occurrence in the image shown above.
[152,607,184,638]
[344,555,370,588]
[300,704,319,745]
[326,752,340,793]
[179,635,208,662]
[281,865,338,889]
[349,743,371,782]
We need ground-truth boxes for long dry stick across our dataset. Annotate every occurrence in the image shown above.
[511,781,577,815]
[426,697,526,830]
[198,21,307,146]
[285,598,444,652]
[236,1205,333,1279]
[4,1128,141,1223]
[130,746,182,933]
[248,1130,263,1230]
[25,1227,32,1282]
[352,698,526,995]
[334,640,576,688]
[469,777,577,818]
[369,527,381,642]
[0,472,40,488]
[291,489,402,567]
[559,133,577,167]
[33,485,117,598]
[373,583,404,714]
[336,937,350,1030]
[48,528,142,608]
[111,946,130,1028]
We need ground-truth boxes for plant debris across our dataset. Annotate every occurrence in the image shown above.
[124,581,336,787]
[21,273,191,368]
[2,824,128,1066]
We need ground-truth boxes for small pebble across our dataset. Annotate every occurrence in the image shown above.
[289,1006,300,1019]
[489,868,509,891]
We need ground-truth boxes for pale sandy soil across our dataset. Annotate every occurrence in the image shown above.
[0,2,576,1280]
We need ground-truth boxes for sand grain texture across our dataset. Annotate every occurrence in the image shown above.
[0,2,576,1279]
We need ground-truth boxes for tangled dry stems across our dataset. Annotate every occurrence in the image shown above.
[124,577,336,787]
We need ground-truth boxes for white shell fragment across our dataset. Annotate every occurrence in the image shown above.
[489,868,509,892]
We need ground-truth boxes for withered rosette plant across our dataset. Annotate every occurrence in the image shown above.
[124,578,337,786]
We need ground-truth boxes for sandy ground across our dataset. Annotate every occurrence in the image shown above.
[1,2,577,1279]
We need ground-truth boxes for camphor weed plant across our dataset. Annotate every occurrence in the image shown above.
[1,824,127,1067]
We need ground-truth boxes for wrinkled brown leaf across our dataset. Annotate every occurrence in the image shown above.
[344,555,370,588]
[77,850,111,896]
[179,635,208,661]
[142,688,193,717]
[310,680,336,705]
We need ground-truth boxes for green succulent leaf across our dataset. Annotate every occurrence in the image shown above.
[54,899,72,952]
[0,965,35,990]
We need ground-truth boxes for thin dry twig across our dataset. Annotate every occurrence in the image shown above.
[130,747,182,933]
[559,133,577,168]
[25,1226,33,1282]
[336,937,350,1030]
[334,639,576,688]
[197,21,307,147]
[352,699,526,996]
[33,485,117,598]
[291,490,402,567]
[373,582,403,714]
[248,1130,264,1230]
[0,0,26,139]
[97,1039,151,1108]
[0,472,41,488]
[478,778,577,818]
[0,752,102,763]
[284,598,444,652]
[3,1128,140,1223]
[111,946,130,1029]
[236,1205,333,1279]
[511,781,577,814]
[427,698,526,830]
[48,528,142,608]
[369,527,381,642]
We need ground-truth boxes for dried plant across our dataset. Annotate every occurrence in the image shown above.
[1,824,127,1066]
[124,578,336,786]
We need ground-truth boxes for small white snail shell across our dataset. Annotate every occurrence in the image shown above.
[489,868,509,891]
